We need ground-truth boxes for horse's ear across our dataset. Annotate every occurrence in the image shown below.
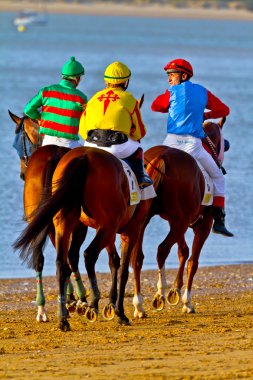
[138,94,144,109]
[218,117,226,129]
[8,110,21,125]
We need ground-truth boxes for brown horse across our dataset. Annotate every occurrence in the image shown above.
[10,112,90,322]
[13,146,157,330]
[131,118,229,318]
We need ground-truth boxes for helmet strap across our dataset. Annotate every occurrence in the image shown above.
[122,79,129,90]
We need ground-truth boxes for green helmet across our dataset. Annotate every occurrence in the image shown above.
[62,56,85,77]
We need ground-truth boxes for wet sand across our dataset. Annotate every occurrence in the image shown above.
[1,0,253,20]
[0,264,253,379]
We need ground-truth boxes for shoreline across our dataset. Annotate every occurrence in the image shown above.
[1,1,253,21]
[1,263,252,295]
[1,262,253,282]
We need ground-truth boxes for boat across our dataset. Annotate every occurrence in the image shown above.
[13,9,47,27]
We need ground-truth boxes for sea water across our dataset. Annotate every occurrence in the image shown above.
[0,12,252,278]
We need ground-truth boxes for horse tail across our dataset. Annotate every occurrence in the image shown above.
[13,155,88,266]
[25,155,65,268]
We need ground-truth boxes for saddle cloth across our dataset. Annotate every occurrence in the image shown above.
[120,160,156,205]
[197,161,214,206]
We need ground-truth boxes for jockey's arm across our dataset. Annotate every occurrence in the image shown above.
[78,110,87,140]
[151,89,170,113]
[130,101,147,140]
[204,90,230,120]
[24,89,43,120]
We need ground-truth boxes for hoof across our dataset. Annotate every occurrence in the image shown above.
[59,318,71,332]
[102,303,115,320]
[36,312,49,323]
[133,310,147,319]
[76,300,88,316]
[118,316,131,326]
[182,305,196,314]
[85,307,98,323]
[66,300,77,313]
[152,294,165,311]
[167,288,180,306]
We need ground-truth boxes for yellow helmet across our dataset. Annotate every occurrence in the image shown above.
[104,61,131,84]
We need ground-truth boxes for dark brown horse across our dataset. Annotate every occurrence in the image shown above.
[10,112,90,322]
[131,118,229,318]
[13,146,157,330]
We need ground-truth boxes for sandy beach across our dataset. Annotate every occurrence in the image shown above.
[0,264,253,379]
[1,0,253,20]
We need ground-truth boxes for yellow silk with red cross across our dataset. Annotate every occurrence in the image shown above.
[79,87,146,141]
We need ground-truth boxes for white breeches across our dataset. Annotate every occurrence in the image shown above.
[42,135,82,149]
[84,138,141,159]
[163,134,225,197]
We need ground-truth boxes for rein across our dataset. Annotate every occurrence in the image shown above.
[20,116,29,167]
[17,116,41,167]
[144,155,167,179]
[204,135,227,175]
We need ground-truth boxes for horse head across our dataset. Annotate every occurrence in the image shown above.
[9,110,41,180]
[203,117,230,169]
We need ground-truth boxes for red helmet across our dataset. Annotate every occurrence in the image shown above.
[164,58,193,78]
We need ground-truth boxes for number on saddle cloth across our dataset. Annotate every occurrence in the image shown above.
[120,160,157,205]
[120,160,141,205]
[197,162,214,206]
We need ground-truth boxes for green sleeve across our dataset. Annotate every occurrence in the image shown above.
[24,89,43,119]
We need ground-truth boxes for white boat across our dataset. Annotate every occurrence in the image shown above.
[13,9,47,27]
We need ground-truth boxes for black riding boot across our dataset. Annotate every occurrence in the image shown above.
[212,207,234,237]
[123,148,153,189]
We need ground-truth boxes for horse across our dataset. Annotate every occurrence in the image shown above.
[13,146,160,331]
[130,118,230,318]
[10,111,90,322]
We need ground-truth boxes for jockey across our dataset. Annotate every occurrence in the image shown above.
[151,58,233,237]
[79,61,153,189]
[24,57,87,149]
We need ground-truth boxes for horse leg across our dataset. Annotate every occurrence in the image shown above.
[31,234,49,323]
[153,224,185,311]
[182,212,213,313]
[84,227,115,322]
[115,233,136,325]
[132,228,147,319]
[34,253,49,322]
[152,264,167,311]
[54,215,77,331]
[167,236,189,307]
[67,222,88,315]
[102,243,120,320]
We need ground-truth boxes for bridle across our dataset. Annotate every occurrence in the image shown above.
[20,116,30,167]
[16,116,42,167]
